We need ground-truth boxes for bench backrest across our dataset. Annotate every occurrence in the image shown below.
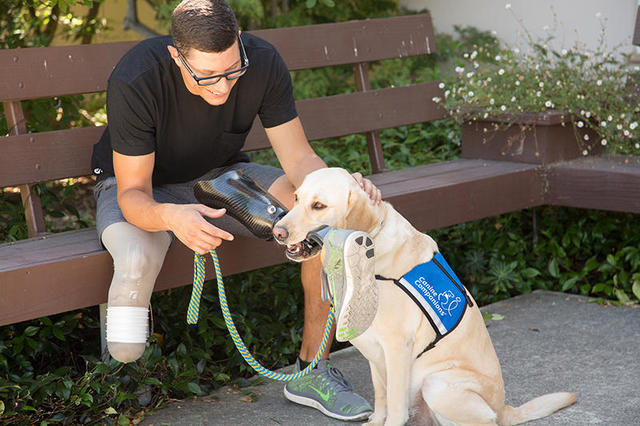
[1,14,445,238]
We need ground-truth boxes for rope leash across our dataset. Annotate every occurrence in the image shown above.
[187,250,335,381]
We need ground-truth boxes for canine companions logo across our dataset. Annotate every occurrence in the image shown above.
[398,252,469,336]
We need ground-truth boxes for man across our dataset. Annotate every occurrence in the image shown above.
[90,0,380,421]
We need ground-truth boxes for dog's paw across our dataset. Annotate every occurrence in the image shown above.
[362,412,386,426]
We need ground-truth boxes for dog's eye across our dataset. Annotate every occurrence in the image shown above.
[311,201,326,210]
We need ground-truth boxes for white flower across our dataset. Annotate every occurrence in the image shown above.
[470,50,478,60]
[556,81,561,86]
[600,121,607,127]
[474,62,480,69]
[584,134,590,141]
[483,112,489,119]
[487,77,492,82]
[511,96,516,102]
[495,55,502,61]
[513,48,520,54]
[545,101,552,107]
[515,81,520,86]
[466,72,474,78]
[445,90,450,97]
[561,49,568,56]
[536,91,541,97]
[438,82,445,89]
[468,91,474,97]
[455,66,465,74]
[498,68,505,75]
[582,150,588,156]
[630,122,638,130]
[585,112,592,118]
[624,130,630,136]
[491,30,497,36]
[490,98,495,105]
[501,105,507,111]
[539,82,544,88]
[505,3,512,9]
[596,80,602,86]
[577,121,584,128]
[601,139,607,146]
[432,97,441,103]
[464,53,469,58]
[608,115,613,121]
[617,124,623,130]
[635,143,640,149]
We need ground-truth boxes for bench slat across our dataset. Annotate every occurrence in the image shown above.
[0,14,434,101]
[0,159,543,326]
[546,155,640,213]
[0,229,286,326]
[1,83,445,187]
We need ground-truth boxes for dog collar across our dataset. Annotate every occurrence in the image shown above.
[376,252,473,357]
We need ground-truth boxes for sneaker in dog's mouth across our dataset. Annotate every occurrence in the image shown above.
[285,238,322,261]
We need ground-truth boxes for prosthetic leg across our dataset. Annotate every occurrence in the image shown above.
[102,222,172,362]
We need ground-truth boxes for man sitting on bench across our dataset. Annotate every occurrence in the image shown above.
[90,0,380,421]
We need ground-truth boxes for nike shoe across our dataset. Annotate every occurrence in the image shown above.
[322,229,378,342]
[284,359,372,421]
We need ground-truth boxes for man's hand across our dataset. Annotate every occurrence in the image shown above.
[351,172,382,205]
[162,204,234,254]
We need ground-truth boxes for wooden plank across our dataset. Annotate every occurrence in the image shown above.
[371,159,546,231]
[546,155,640,213]
[0,229,287,326]
[2,83,446,186]
[246,82,446,150]
[0,14,435,101]
[0,42,135,101]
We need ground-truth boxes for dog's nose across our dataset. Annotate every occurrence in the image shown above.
[272,225,289,242]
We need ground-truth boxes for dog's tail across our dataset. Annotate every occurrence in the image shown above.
[498,392,576,425]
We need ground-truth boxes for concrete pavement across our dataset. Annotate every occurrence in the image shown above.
[141,291,640,425]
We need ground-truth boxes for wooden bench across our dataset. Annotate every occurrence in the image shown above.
[1,13,639,330]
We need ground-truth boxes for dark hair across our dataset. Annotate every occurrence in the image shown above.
[172,0,238,55]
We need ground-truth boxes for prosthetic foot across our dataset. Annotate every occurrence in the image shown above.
[194,170,288,240]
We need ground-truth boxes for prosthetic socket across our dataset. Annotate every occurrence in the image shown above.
[194,170,289,240]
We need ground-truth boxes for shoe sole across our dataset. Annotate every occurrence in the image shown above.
[329,231,378,342]
[283,387,372,421]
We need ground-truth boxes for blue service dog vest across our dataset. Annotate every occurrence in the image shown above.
[376,252,472,355]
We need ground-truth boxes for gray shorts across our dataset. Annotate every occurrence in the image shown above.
[94,162,284,242]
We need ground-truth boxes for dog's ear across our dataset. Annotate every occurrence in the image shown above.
[344,187,378,232]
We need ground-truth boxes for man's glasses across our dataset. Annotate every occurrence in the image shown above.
[177,35,249,86]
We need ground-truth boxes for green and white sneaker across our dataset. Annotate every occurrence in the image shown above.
[284,359,373,421]
[323,229,378,342]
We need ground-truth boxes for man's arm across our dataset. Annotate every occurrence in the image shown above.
[113,151,233,254]
[266,117,381,202]
[265,116,326,187]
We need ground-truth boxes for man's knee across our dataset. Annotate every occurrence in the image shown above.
[102,222,171,285]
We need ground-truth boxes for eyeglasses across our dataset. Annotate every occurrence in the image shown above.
[177,35,249,86]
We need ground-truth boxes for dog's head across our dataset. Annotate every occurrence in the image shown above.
[273,168,379,261]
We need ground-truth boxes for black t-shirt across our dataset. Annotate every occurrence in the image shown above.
[90,33,297,185]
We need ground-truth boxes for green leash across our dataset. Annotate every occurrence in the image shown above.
[187,250,335,381]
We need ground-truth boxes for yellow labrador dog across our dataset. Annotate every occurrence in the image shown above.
[273,168,576,426]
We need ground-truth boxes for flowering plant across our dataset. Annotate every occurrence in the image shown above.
[438,8,640,156]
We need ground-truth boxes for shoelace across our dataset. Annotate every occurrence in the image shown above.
[326,366,354,393]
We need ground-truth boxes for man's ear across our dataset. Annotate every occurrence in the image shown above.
[167,46,181,66]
